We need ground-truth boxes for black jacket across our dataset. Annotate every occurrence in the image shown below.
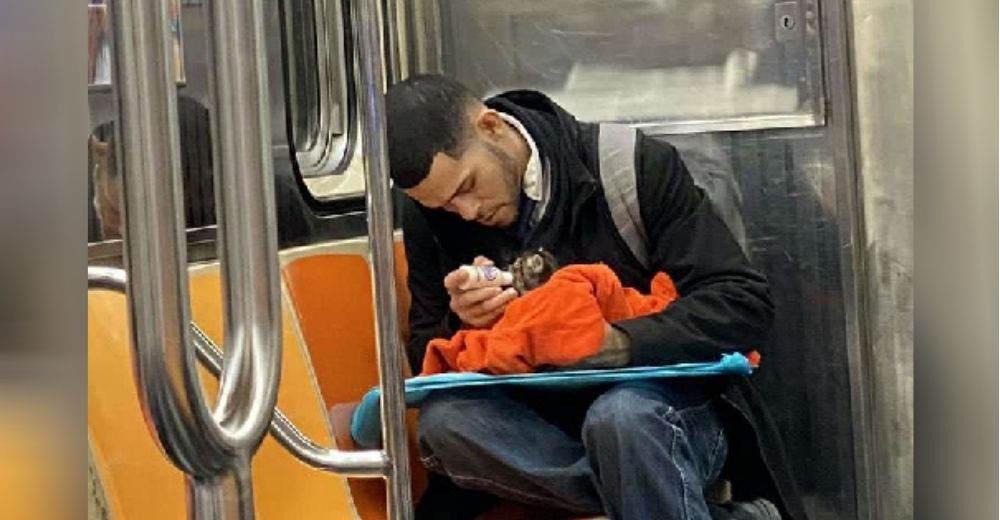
[400,90,807,520]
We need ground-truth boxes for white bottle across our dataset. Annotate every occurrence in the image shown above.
[457,264,514,290]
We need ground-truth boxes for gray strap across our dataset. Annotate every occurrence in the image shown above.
[598,123,650,270]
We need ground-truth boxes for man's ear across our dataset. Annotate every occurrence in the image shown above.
[473,108,505,140]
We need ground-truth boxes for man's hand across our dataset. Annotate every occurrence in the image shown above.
[444,256,518,328]
[559,322,632,370]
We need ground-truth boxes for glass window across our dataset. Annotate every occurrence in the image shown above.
[87,98,217,244]
[87,0,185,89]
[403,0,825,133]
[87,0,215,246]
[282,0,365,201]
[87,2,112,87]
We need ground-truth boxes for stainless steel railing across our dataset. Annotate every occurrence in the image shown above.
[88,266,387,477]
[110,0,281,515]
[87,264,408,504]
[352,0,414,516]
[103,0,413,517]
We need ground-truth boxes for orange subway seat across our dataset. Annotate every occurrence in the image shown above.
[281,244,426,519]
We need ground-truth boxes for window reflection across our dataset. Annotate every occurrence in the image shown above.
[87,1,112,86]
[413,0,823,132]
[88,126,121,241]
[87,97,216,244]
[87,0,185,89]
[282,0,365,202]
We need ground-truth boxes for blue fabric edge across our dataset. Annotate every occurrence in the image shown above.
[350,352,753,448]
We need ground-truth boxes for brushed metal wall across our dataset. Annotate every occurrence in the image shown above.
[670,130,860,519]
[849,0,914,517]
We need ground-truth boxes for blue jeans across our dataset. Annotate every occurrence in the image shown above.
[417,380,729,520]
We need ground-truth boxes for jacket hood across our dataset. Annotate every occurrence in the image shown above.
[485,90,600,247]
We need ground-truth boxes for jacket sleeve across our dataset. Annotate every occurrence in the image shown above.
[399,196,462,373]
[613,136,775,365]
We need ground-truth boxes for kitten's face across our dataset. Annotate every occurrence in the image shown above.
[508,249,559,295]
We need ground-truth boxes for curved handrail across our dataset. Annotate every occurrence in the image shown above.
[111,0,233,479]
[190,326,388,477]
[207,0,284,453]
[88,266,388,476]
[110,0,283,515]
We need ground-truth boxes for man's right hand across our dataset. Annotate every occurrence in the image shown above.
[443,256,518,328]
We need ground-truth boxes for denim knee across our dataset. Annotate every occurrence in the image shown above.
[582,383,728,486]
[581,384,669,450]
[417,389,504,460]
[419,392,473,444]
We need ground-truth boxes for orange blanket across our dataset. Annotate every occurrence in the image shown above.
[422,263,680,375]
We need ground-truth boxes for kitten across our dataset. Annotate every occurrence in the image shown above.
[507,248,559,295]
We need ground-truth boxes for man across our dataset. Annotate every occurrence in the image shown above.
[386,74,806,520]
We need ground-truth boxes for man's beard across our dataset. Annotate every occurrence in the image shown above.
[483,141,522,206]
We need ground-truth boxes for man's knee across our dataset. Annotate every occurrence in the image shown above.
[417,388,502,455]
[419,392,470,443]
[581,384,672,449]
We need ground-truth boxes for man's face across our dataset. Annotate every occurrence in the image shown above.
[405,112,524,228]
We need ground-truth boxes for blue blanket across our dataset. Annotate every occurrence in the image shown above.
[350,352,753,448]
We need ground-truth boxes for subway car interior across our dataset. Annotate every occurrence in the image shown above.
[86,0,913,519]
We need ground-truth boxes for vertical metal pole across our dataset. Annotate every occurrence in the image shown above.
[188,472,244,520]
[352,1,414,519]
[381,0,405,83]
[110,0,283,516]
[208,0,283,447]
[111,0,242,516]
[109,0,232,478]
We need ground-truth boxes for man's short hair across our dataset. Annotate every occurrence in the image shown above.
[385,74,479,189]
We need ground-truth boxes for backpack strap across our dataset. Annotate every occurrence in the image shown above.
[597,123,651,270]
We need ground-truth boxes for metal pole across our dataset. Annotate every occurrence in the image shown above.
[109,0,233,479]
[206,0,283,450]
[109,0,283,515]
[187,471,245,520]
[352,0,414,518]
[381,0,405,83]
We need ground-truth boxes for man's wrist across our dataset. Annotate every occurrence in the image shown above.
[560,325,631,370]
[599,326,632,367]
